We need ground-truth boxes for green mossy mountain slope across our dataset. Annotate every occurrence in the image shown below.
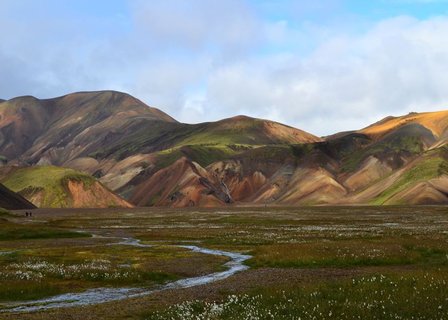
[0,166,131,208]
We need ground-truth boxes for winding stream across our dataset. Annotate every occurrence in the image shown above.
[0,237,251,313]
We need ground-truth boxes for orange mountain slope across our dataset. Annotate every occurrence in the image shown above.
[360,110,448,140]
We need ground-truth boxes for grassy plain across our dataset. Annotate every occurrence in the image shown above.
[0,206,447,319]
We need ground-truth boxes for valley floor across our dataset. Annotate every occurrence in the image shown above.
[0,206,447,319]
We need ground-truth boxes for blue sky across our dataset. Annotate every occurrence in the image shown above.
[1,0,448,135]
[348,0,448,20]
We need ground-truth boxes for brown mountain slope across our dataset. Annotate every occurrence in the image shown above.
[342,156,393,192]
[384,176,448,205]
[0,91,320,170]
[0,96,49,160]
[127,146,349,207]
[276,167,347,205]
[130,157,229,207]
[0,91,176,164]
[124,111,448,207]
[136,147,447,207]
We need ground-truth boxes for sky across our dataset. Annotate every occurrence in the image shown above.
[1,0,448,135]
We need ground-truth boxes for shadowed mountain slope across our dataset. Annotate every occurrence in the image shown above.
[0,183,36,210]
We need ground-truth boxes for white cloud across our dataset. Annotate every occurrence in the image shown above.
[130,0,261,55]
[193,15,448,135]
[0,1,448,136]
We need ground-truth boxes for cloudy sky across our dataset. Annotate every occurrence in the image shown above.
[1,0,448,135]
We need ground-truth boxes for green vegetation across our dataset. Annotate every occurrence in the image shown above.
[0,207,12,217]
[179,130,251,146]
[61,172,96,188]
[341,135,423,173]
[290,143,316,158]
[438,158,448,175]
[1,166,97,207]
[0,228,89,241]
[154,144,245,169]
[177,120,263,146]
[247,238,448,268]
[0,222,90,241]
[144,271,448,320]
[0,281,64,302]
[238,144,291,161]
[179,145,240,167]
[153,148,183,169]
[0,253,177,302]
[371,155,447,204]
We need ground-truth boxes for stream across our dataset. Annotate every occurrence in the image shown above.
[0,237,251,313]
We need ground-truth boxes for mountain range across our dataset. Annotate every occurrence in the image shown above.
[0,90,447,208]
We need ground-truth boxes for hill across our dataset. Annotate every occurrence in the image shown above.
[175,115,321,146]
[0,91,175,164]
[0,166,132,208]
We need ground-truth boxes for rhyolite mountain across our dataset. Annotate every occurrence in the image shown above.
[0,90,447,208]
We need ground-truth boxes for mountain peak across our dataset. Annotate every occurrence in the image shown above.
[40,90,178,123]
[6,95,40,103]
[228,115,254,121]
